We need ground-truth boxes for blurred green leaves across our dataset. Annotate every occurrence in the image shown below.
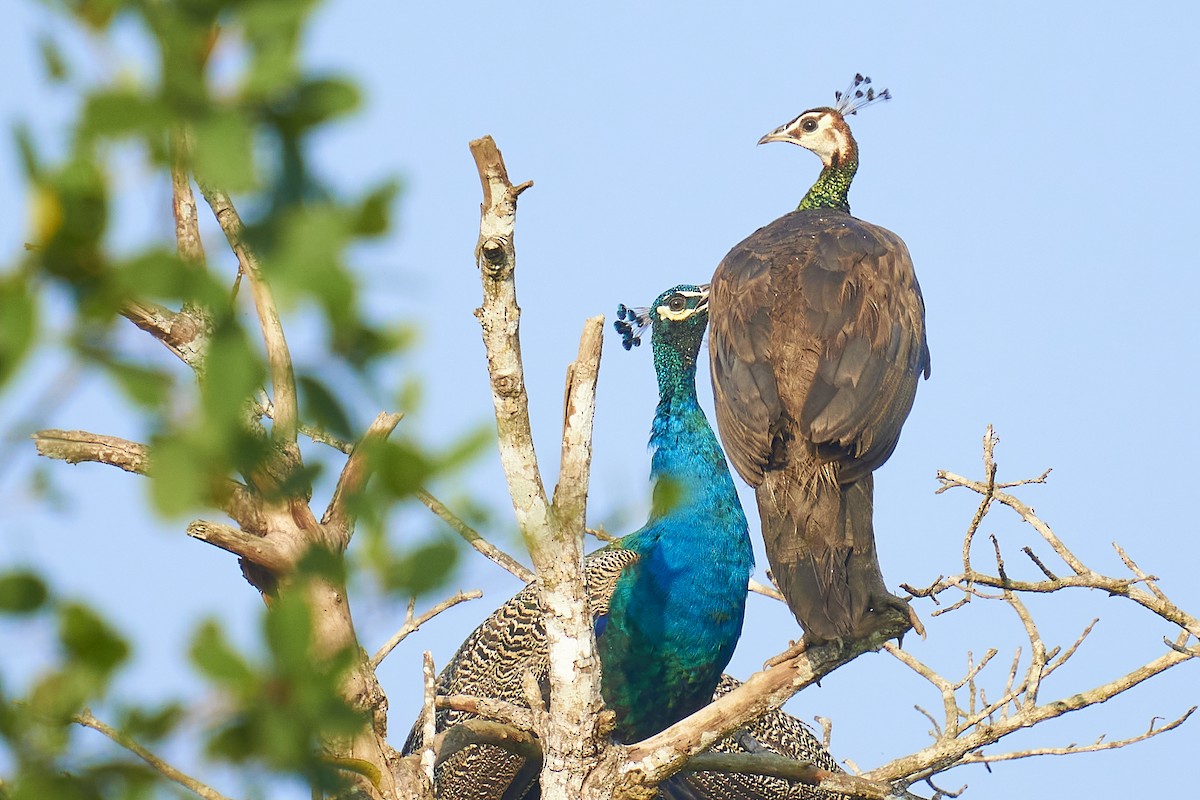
[0,571,48,614]
[3,0,496,794]
[191,588,365,790]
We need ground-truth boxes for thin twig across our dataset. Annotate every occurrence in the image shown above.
[370,590,483,669]
[417,489,532,582]
[199,184,298,448]
[75,709,233,800]
[322,411,404,546]
[422,652,437,785]
[958,706,1195,764]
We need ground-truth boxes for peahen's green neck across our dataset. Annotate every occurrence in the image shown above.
[798,156,857,213]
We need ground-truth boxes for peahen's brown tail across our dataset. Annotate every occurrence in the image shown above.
[757,471,908,643]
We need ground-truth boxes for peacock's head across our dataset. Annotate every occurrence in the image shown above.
[757,74,890,168]
[614,284,709,354]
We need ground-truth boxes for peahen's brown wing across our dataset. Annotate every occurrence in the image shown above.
[709,209,930,487]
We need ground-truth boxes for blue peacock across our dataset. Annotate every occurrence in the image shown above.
[601,283,752,742]
[406,284,846,799]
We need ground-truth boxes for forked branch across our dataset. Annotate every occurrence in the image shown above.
[864,427,1199,791]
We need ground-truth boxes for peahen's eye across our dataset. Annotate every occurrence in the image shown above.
[801,118,818,133]
[668,295,687,312]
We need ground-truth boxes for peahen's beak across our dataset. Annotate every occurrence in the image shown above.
[758,128,791,146]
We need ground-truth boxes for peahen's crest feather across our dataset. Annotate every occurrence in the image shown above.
[833,73,892,116]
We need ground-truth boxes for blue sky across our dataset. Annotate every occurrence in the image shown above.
[2,1,1198,798]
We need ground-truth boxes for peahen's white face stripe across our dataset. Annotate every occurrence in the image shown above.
[760,110,852,168]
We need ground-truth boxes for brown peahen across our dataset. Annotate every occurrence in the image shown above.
[709,75,930,645]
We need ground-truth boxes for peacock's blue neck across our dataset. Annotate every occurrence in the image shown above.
[600,337,753,743]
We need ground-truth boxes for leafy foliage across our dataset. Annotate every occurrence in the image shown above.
[2,0,487,797]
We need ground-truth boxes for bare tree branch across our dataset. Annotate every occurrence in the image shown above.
[170,127,206,272]
[438,694,538,734]
[421,651,438,786]
[32,429,150,475]
[31,428,265,534]
[416,489,533,582]
[323,411,404,546]
[75,709,233,800]
[469,136,547,537]
[370,590,484,669]
[198,184,298,449]
[432,718,542,771]
[853,428,1200,790]
[121,300,208,370]
[186,519,292,571]
[469,135,605,800]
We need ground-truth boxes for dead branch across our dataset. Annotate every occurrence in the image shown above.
[860,427,1199,791]
[432,718,542,771]
[31,429,150,475]
[31,429,264,531]
[438,694,538,734]
[198,184,298,449]
[421,652,438,786]
[186,519,293,571]
[75,709,233,800]
[121,300,208,370]
[370,590,484,669]
[323,411,404,546]
[469,135,604,800]
[416,489,533,582]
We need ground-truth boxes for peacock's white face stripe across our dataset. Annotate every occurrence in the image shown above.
[656,289,709,322]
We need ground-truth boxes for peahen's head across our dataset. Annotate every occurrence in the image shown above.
[759,74,890,212]
[758,73,890,169]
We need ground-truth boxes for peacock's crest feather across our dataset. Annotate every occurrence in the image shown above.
[614,303,652,349]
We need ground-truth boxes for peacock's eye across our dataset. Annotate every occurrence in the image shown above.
[801,118,818,133]
[668,295,687,312]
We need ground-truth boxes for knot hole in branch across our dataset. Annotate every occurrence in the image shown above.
[479,236,510,274]
[492,372,521,398]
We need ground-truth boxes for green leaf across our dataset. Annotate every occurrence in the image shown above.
[58,603,129,677]
[383,538,459,596]
[0,274,37,387]
[190,619,255,690]
[118,702,186,743]
[0,571,49,615]
[375,440,435,498]
[297,374,353,440]
[81,90,170,141]
[38,35,69,82]
[147,433,209,515]
[263,592,312,670]
[191,111,256,192]
[275,77,361,133]
[350,179,400,237]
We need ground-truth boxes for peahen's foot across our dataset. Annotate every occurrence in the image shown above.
[763,638,809,668]
[852,591,922,643]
